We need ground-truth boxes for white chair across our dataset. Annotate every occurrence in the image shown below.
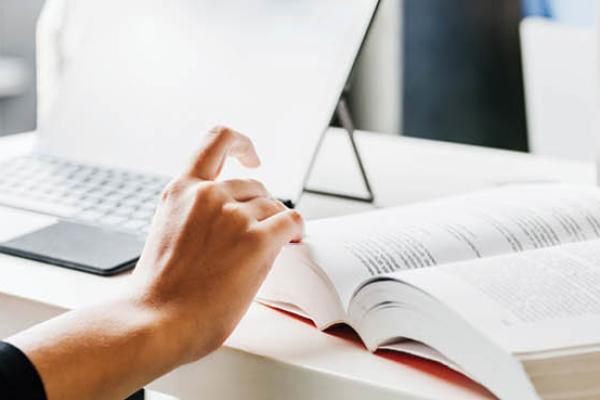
[520,17,598,161]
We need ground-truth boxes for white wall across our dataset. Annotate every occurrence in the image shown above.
[0,0,404,137]
[351,0,403,135]
[0,0,45,135]
[521,18,598,161]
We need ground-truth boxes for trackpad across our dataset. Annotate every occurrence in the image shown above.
[0,221,145,276]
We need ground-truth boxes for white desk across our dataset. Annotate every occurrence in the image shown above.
[146,391,177,400]
[0,130,595,400]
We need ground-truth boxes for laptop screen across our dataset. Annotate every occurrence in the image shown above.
[38,0,379,202]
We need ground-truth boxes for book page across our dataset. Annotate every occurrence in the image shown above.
[394,239,600,353]
[305,184,600,307]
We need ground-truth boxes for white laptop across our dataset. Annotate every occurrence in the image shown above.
[0,0,379,275]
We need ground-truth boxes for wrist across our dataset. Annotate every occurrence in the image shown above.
[117,298,190,368]
[126,291,214,366]
[6,297,193,400]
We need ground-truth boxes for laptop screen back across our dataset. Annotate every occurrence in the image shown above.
[38,0,379,201]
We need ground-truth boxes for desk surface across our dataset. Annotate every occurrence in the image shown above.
[147,391,177,400]
[0,130,595,400]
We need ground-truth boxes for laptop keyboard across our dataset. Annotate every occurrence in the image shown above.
[0,154,170,235]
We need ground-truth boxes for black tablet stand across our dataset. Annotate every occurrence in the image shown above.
[303,98,375,204]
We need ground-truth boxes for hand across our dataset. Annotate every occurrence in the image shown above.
[6,126,303,400]
[131,126,305,363]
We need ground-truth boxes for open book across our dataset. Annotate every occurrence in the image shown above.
[259,184,600,400]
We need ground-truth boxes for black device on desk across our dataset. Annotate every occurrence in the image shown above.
[0,155,159,276]
[0,221,144,276]
[126,389,145,400]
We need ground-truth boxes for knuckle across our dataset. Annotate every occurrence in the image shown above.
[193,181,224,204]
[246,178,264,188]
[160,177,188,202]
[287,210,303,224]
[266,200,285,214]
[221,203,250,223]
[253,179,268,193]
[220,201,238,216]
[247,228,269,247]
[192,182,211,198]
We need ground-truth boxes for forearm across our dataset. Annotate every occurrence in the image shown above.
[6,298,183,400]
[1,128,303,399]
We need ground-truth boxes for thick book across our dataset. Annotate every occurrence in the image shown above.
[259,184,600,400]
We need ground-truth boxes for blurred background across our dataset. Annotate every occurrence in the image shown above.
[0,0,597,159]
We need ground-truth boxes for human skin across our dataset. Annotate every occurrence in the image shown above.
[6,126,304,400]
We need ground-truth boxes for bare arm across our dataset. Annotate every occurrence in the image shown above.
[6,126,304,400]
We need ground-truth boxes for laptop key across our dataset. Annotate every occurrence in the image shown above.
[0,154,166,234]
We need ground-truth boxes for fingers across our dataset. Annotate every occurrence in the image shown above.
[243,197,287,221]
[187,126,261,181]
[222,179,270,202]
[183,126,302,247]
[258,209,305,246]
